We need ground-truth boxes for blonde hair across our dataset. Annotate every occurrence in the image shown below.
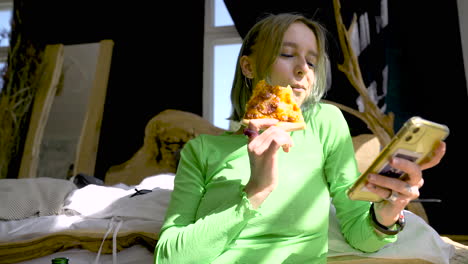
[229,13,329,122]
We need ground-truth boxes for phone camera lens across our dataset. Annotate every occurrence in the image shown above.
[413,128,420,133]
[405,135,412,142]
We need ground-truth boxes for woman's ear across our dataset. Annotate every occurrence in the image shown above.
[240,55,254,79]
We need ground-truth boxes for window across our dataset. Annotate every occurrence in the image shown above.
[204,0,241,130]
[0,0,13,92]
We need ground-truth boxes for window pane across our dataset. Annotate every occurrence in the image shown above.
[0,9,11,47]
[214,0,234,27]
[0,62,4,92]
[214,43,241,130]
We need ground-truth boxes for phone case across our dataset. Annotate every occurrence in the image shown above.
[346,116,450,202]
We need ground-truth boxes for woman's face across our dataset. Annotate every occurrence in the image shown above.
[269,22,318,107]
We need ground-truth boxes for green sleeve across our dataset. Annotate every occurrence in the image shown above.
[154,136,259,264]
[320,104,397,252]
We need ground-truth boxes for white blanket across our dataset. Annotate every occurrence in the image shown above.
[62,174,174,220]
[0,174,455,264]
[328,202,455,263]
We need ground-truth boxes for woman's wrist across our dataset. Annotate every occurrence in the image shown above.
[244,182,274,209]
[370,203,405,235]
[372,201,401,226]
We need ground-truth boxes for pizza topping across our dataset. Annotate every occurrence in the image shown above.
[242,80,305,131]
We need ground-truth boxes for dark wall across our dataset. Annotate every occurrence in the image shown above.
[386,1,467,236]
[15,0,205,180]
[224,0,468,235]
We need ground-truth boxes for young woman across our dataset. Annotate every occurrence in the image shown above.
[154,13,446,264]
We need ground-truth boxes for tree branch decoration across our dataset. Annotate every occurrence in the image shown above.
[0,8,44,179]
[324,0,395,146]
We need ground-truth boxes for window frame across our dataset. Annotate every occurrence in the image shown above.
[203,0,242,127]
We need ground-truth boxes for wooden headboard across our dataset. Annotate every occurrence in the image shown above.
[104,109,225,186]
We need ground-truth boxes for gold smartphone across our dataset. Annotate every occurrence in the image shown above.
[347,116,450,202]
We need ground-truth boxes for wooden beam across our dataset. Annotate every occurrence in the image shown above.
[17,44,64,179]
[73,39,114,176]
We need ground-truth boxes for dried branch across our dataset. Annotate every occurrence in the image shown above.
[0,9,43,179]
[332,0,395,146]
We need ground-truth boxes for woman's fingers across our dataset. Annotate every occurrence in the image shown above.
[244,119,293,153]
[420,141,446,170]
[248,126,292,154]
[366,140,447,203]
[368,142,446,223]
[367,173,420,195]
[366,157,425,204]
[389,157,423,186]
[247,119,279,131]
[244,119,278,142]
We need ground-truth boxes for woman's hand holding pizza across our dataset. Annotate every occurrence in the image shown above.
[243,119,294,209]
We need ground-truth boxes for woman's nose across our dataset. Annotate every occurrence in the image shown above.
[295,57,309,77]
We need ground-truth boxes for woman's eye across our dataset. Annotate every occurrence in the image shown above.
[307,62,315,68]
[281,53,315,68]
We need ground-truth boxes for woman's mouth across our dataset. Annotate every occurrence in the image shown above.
[290,85,306,93]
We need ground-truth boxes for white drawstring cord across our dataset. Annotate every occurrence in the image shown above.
[93,218,114,264]
[113,219,123,264]
[93,216,124,264]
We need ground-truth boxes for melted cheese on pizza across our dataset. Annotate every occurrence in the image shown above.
[244,80,304,123]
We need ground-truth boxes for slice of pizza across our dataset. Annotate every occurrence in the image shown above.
[242,80,306,131]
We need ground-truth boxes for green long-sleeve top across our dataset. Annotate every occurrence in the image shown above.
[154,103,396,264]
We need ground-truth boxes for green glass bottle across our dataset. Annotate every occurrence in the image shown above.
[51,257,69,264]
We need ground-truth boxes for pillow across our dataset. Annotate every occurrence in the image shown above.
[0,177,77,220]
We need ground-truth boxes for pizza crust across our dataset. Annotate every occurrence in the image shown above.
[241,119,306,132]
